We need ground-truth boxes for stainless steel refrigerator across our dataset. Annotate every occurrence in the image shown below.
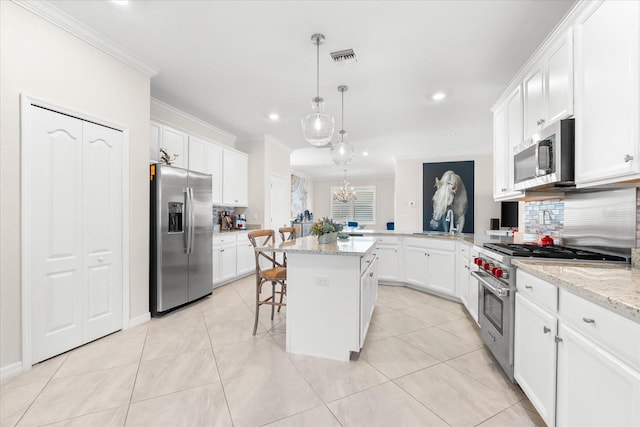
[150,164,213,316]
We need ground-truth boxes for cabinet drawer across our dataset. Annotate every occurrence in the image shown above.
[361,252,377,275]
[236,232,250,244]
[517,270,558,313]
[406,237,455,252]
[560,288,640,370]
[376,235,398,245]
[213,233,237,246]
[457,241,472,257]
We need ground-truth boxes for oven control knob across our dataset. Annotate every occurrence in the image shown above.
[483,262,491,271]
[473,257,482,266]
[495,269,504,278]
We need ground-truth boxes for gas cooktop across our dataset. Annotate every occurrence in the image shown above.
[483,243,629,263]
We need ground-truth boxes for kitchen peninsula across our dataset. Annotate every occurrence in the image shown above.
[263,235,378,361]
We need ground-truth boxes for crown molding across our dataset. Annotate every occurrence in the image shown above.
[151,97,236,140]
[13,0,159,77]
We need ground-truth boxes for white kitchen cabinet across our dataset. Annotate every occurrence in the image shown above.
[514,293,558,427]
[403,238,455,296]
[359,253,378,347]
[493,86,524,201]
[161,125,188,169]
[235,232,255,276]
[556,322,640,427]
[467,267,479,323]
[523,29,573,142]
[222,148,248,206]
[150,121,161,163]
[212,234,237,285]
[574,0,640,187]
[375,236,399,282]
[188,135,223,204]
[456,242,476,319]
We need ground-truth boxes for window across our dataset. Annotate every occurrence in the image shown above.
[330,185,376,224]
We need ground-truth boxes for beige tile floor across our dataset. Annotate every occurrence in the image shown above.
[1,276,545,427]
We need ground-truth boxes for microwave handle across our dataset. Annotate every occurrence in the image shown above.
[536,140,552,176]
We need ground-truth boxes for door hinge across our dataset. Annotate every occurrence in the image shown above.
[555,336,563,343]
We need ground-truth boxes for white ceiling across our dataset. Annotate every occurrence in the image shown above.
[46,0,575,180]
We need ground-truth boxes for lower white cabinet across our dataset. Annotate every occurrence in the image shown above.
[404,237,455,296]
[236,232,255,276]
[359,253,378,347]
[375,236,399,282]
[213,234,237,285]
[515,292,558,426]
[514,269,640,427]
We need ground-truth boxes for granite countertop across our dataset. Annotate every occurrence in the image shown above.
[257,235,376,257]
[513,260,640,324]
[343,228,512,246]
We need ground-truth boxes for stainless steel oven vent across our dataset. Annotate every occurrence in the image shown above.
[330,49,357,63]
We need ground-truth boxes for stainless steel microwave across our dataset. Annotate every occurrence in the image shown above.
[513,118,575,191]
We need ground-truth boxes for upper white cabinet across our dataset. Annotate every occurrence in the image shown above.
[523,29,574,142]
[493,86,524,200]
[189,135,223,204]
[149,121,162,163]
[222,148,248,206]
[160,125,188,169]
[574,0,640,186]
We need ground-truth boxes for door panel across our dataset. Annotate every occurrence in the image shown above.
[29,106,84,363]
[188,171,213,301]
[83,122,123,340]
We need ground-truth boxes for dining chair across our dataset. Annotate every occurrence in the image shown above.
[247,229,287,335]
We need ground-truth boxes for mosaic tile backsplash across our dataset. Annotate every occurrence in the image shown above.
[524,198,565,242]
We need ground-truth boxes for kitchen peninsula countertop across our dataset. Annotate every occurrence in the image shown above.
[513,260,640,324]
[342,228,513,246]
[261,235,376,256]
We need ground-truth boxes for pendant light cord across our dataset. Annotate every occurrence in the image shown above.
[316,38,320,99]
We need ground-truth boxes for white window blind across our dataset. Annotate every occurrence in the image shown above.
[330,185,376,224]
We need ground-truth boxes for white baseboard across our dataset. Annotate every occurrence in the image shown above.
[0,361,24,381]
[127,312,150,329]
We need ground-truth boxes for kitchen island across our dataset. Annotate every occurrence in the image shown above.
[262,235,377,361]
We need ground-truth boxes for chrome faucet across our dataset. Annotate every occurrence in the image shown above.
[445,209,457,235]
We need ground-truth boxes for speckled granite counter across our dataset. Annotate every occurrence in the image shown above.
[260,235,376,257]
[513,260,640,324]
[343,229,512,246]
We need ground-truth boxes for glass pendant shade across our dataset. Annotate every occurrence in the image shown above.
[302,97,335,146]
[330,130,354,165]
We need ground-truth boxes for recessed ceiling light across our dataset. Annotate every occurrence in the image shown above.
[268,113,280,121]
[111,0,129,5]
[432,92,446,101]
[362,151,369,156]
[447,132,457,137]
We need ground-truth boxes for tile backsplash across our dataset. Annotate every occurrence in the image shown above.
[524,198,565,242]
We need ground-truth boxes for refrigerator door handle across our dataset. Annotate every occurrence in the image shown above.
[184,187,192,254]
[188,187,196,254]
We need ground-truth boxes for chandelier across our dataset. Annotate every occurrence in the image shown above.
[330,85,355,165]
[301,34,335,146]
[333,169,357,203]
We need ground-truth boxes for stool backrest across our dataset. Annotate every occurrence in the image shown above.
[278,226,297,242]
[247,229,281,273]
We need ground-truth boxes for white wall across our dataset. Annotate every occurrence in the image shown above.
[312,177,395,229]
[394,154,499,233]
[0,2,150,370]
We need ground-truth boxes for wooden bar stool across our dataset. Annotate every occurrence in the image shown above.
[278,226,296,266]
[247,229,287,335]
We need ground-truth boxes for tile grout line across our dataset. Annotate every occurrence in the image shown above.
[122,322,151,426]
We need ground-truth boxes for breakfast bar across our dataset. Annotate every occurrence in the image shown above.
[263,235,378,361]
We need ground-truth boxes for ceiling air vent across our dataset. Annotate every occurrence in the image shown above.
[330,49,357,64]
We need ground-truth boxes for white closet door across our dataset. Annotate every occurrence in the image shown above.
[29,106,84,363]
[82,121,123,341]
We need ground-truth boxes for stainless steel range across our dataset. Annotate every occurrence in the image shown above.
[472,242,629,382]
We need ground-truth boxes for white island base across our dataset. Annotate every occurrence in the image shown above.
[280,237,378,361]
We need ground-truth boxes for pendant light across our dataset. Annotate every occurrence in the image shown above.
[333,169,357,203]
[301,34,335,146]
[330,85,355,165]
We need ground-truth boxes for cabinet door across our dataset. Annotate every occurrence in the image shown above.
[220,243,237,282]
[207,143,223,205]
[545,29,573,124]
[150,121,161,163]
[468,272,479,323]
[575,0,640,186]
[235,152,248,206]
[493,104,508,199]
[376,245,398,281]
[222,149,248,206]
[556,323,640,427]
[236,240,255,275]
[523,67,544,140]
[188,135,207,174]
[456,255,469,307]
[162,126,188,169]
[403,246,428,289]
[426,248,455,296]
[514,294,557,427]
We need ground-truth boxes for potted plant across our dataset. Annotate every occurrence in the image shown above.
[310,217,343,244]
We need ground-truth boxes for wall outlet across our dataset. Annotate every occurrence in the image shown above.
[315,276,330,287]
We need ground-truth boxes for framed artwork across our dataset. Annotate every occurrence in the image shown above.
[291,174,308,217]
[423,161,475,233]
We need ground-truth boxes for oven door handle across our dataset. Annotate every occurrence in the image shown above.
[471,271,510,297]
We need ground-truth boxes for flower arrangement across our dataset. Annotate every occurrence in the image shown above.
[310,217,343,236]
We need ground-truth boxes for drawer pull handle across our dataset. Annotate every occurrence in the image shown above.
[582,317,595,324]
[543,326,551,334]
[525,285,533,289]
